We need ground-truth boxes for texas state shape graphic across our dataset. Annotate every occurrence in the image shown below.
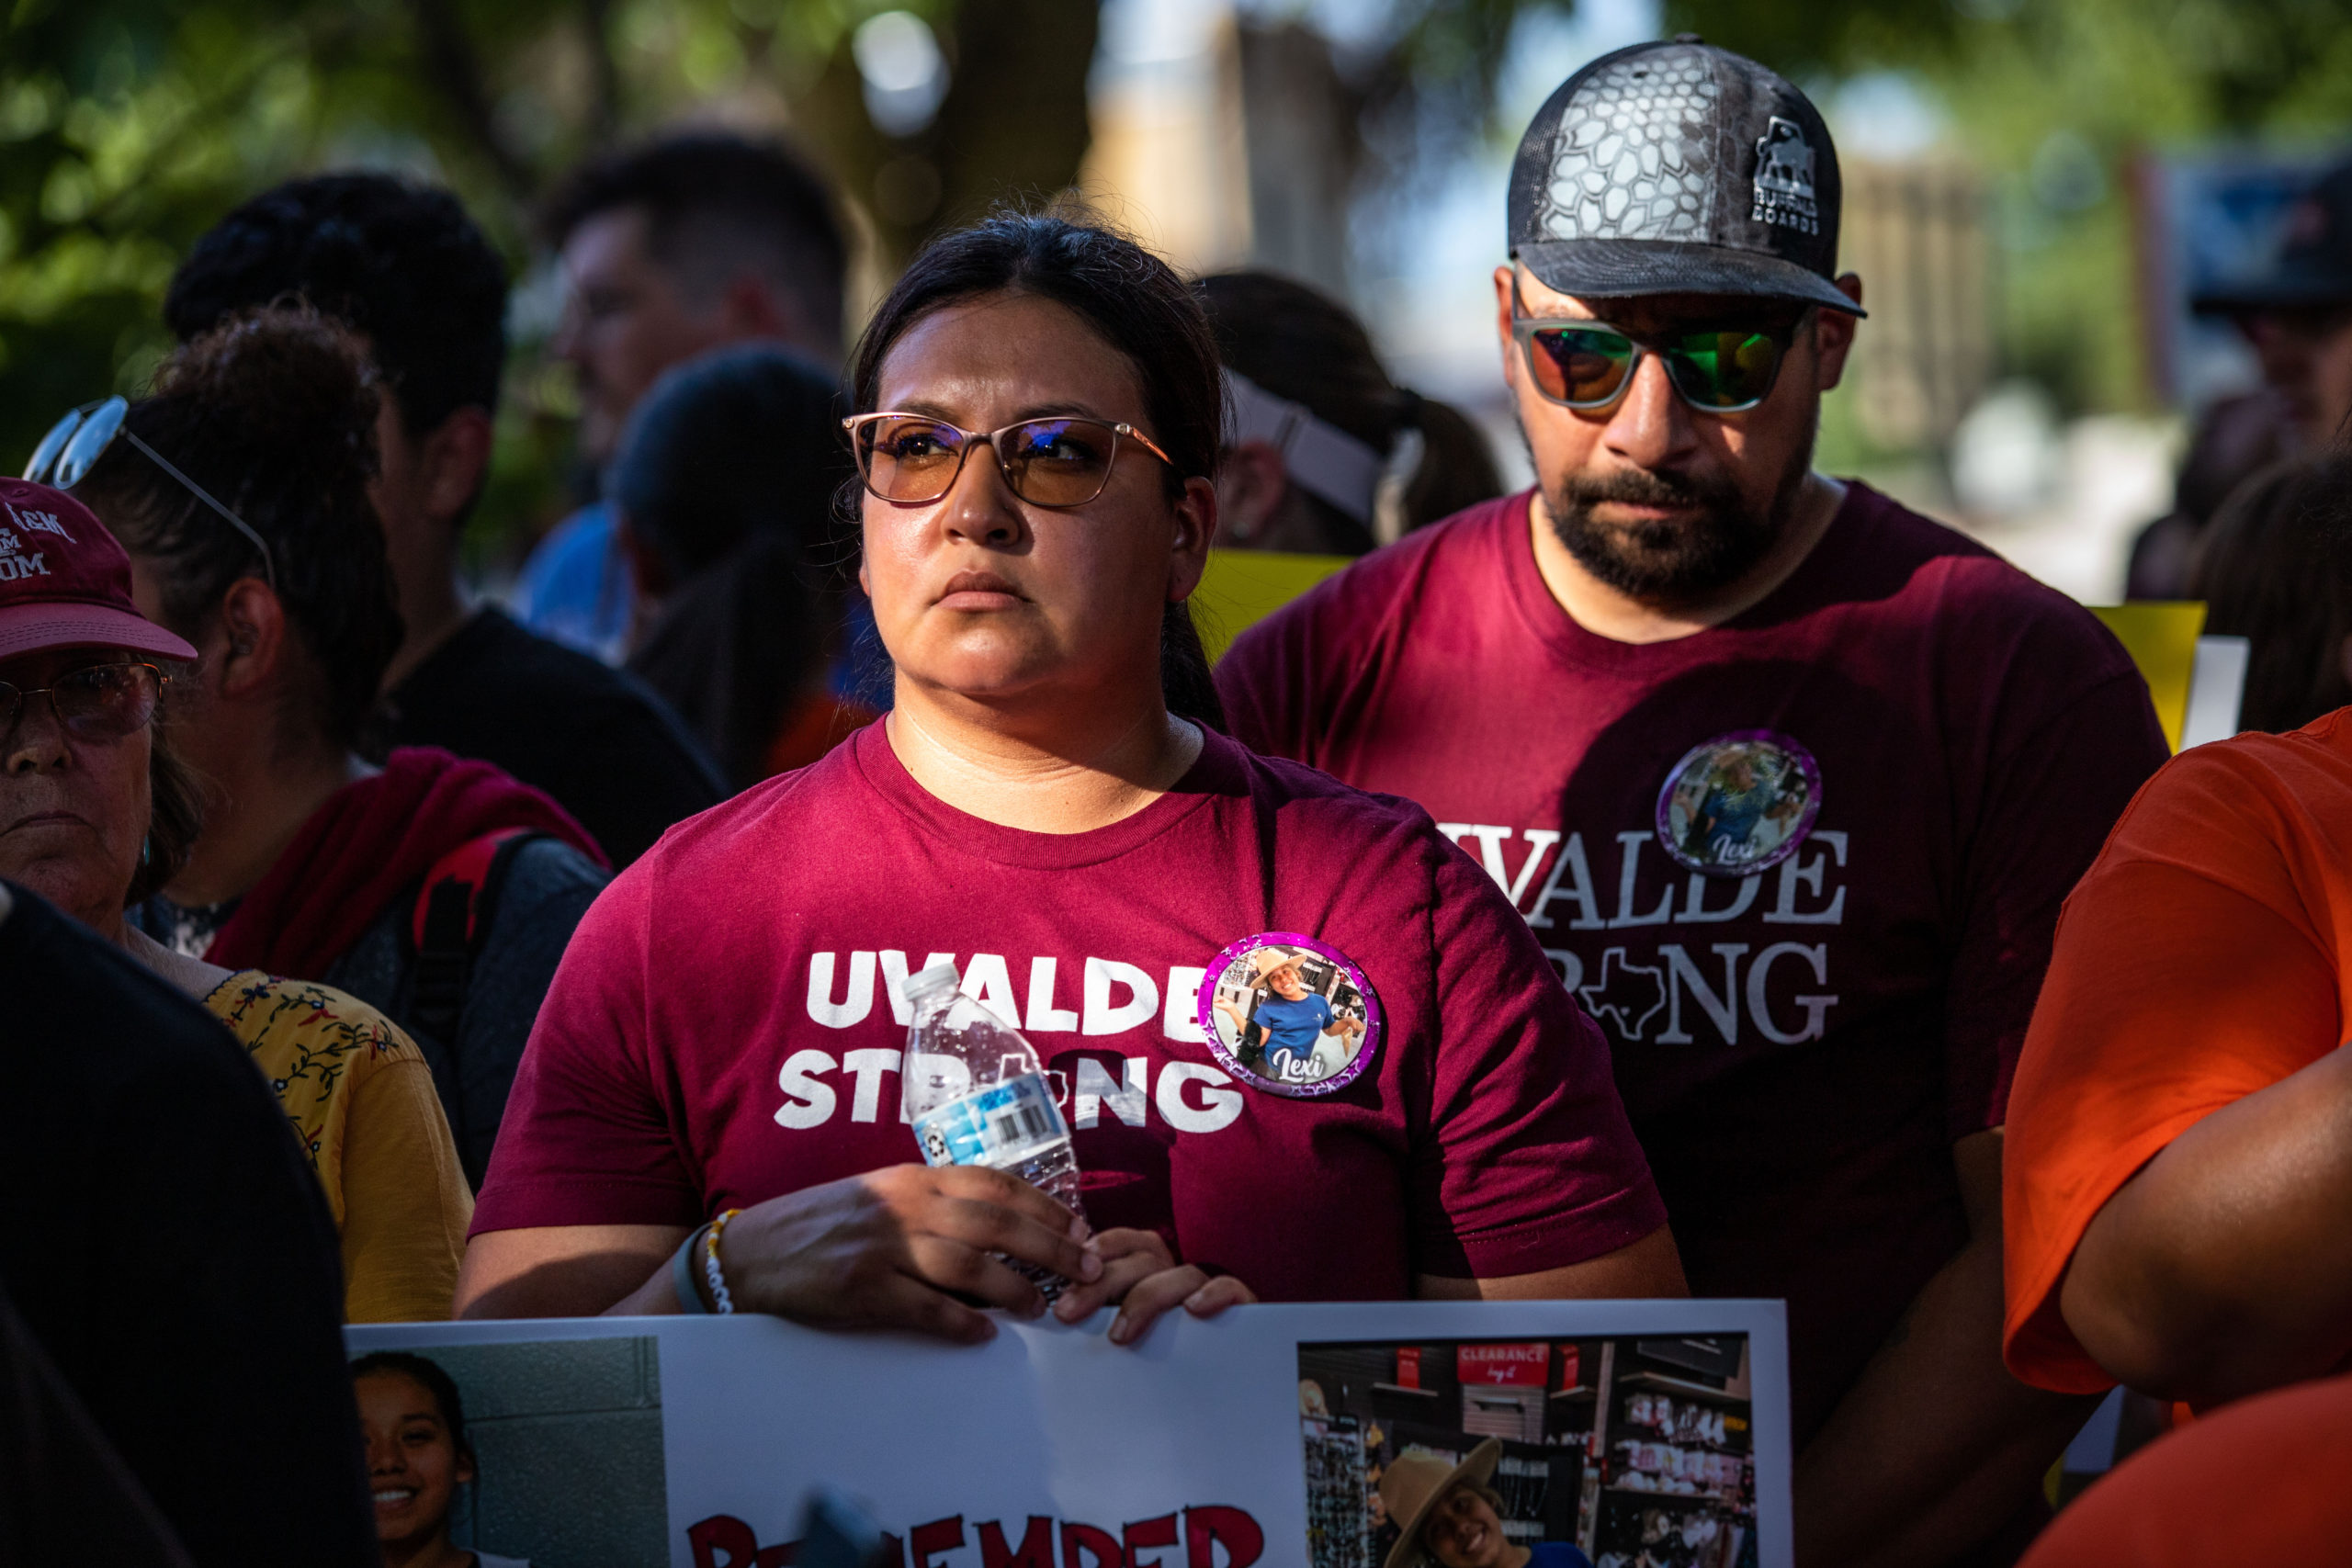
[1577,947,1668,1042]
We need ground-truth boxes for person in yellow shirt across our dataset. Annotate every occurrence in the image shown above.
[199,971,471,1323]
[0,472,469,1322]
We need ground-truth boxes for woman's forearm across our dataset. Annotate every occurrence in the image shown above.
[452,1224,689,1319]
[2062,1045,2352,1402]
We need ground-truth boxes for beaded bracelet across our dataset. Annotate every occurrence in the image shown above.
[702,1208,743,1316]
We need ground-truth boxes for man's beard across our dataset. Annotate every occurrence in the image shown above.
[1535,423,1815,602]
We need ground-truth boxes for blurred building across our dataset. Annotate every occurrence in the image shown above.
[1080,0,1360,282]
[1838,158,1995,454]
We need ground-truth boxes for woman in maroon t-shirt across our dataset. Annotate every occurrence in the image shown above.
[456,214,1683,1342]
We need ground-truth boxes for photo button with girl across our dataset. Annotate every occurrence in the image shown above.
[1653,730,1822,879]
[1197,932,1383,1098]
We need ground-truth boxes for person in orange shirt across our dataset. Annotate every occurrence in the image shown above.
[2004,705,2352,1406]
[2016,1371,2352,1568]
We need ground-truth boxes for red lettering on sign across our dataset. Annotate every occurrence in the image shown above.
[1063,1520,1124,1568]
[1183,1506,1265,1568]
[1124,1513,1180,1568]
[979,1516,1057,1568]
[692,1508,1261,1568]
[688,1515,762,1568]
[910,1516,965,1567]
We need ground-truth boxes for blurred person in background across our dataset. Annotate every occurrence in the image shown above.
[165,172,724,866]
[69,306,609,1191]
[1,882,378,1566]
[0,473,467,1321]
[2130,159,2352,598]
[2187,454,2352,732]
[516,131,851,666]
[608,344,872,788]
[1218,39,2171,1567]
[2122,392,2293,600]
[1197,270,1502,556]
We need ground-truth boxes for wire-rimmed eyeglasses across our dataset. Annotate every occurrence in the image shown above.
[842,412,1176,509]
[0,661,168,744]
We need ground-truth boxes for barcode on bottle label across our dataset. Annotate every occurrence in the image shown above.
[911,1072,1069,1170]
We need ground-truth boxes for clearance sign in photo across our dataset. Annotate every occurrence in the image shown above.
[348,1300,1791,1568]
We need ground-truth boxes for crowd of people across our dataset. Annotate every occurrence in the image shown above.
[6,32,2350,1568]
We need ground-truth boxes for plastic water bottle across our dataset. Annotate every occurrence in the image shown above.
[901,962,1085,1296]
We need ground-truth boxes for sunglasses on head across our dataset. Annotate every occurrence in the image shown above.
[1510,277,1807,415]
[0,661,167,745]
[25,396,277,590]
[842,413,1175,509]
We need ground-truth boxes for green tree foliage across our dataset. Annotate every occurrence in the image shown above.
[1684,0,2352,413]
[0,0,1093,552]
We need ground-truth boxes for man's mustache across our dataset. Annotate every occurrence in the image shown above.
[1558,468,1743,511]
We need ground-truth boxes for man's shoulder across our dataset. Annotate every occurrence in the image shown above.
[1261,493,1519,628]
[400,607,720,780]
[1833,481,2141,679]
[1839,481,2093,615]
[437,606,651,711]
[1216,495,1523,724]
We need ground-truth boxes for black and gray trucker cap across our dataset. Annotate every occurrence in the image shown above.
[1509,37,1863,316]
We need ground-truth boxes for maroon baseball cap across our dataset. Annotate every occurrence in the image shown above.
[0,478,199,662]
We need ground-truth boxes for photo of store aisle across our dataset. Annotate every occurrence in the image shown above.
[1298,1334,1758,1568]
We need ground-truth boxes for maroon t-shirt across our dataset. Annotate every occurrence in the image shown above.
[1216,485,2169,1438]
[473,722,1666,1299]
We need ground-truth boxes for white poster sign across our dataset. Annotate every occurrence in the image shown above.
[347,1299,1788,1568]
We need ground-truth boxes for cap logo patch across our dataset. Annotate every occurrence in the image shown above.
[3,501,73,542]
[1536,50,1719,243]
[1751,117,1819,235]
[0,527,51,581]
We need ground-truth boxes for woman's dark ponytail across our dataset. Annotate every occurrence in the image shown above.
[1160,601,1227,733]
[1398,391,1506,535]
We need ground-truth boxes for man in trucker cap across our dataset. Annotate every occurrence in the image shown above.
[1219,37,2171,1564]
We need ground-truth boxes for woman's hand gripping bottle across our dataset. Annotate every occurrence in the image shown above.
[900,962,1085,1297]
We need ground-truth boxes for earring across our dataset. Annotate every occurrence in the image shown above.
[141,835,153,867]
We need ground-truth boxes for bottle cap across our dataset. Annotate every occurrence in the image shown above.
[905,961,962,1002]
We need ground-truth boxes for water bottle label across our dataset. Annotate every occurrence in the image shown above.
[911,1073,1069,1170]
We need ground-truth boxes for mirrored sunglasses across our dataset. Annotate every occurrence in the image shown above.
[1512,311,1800,415]
[842,413,1175,509]
[25,397,277,589]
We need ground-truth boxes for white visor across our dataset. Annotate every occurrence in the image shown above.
[1221,368,1388,525]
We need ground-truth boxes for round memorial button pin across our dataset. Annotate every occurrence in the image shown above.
[1655,728,1822,877]
[1195,932,1383,1099]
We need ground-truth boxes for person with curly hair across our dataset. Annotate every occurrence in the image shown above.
[165,172,726,866]
[57,305,611,1200]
